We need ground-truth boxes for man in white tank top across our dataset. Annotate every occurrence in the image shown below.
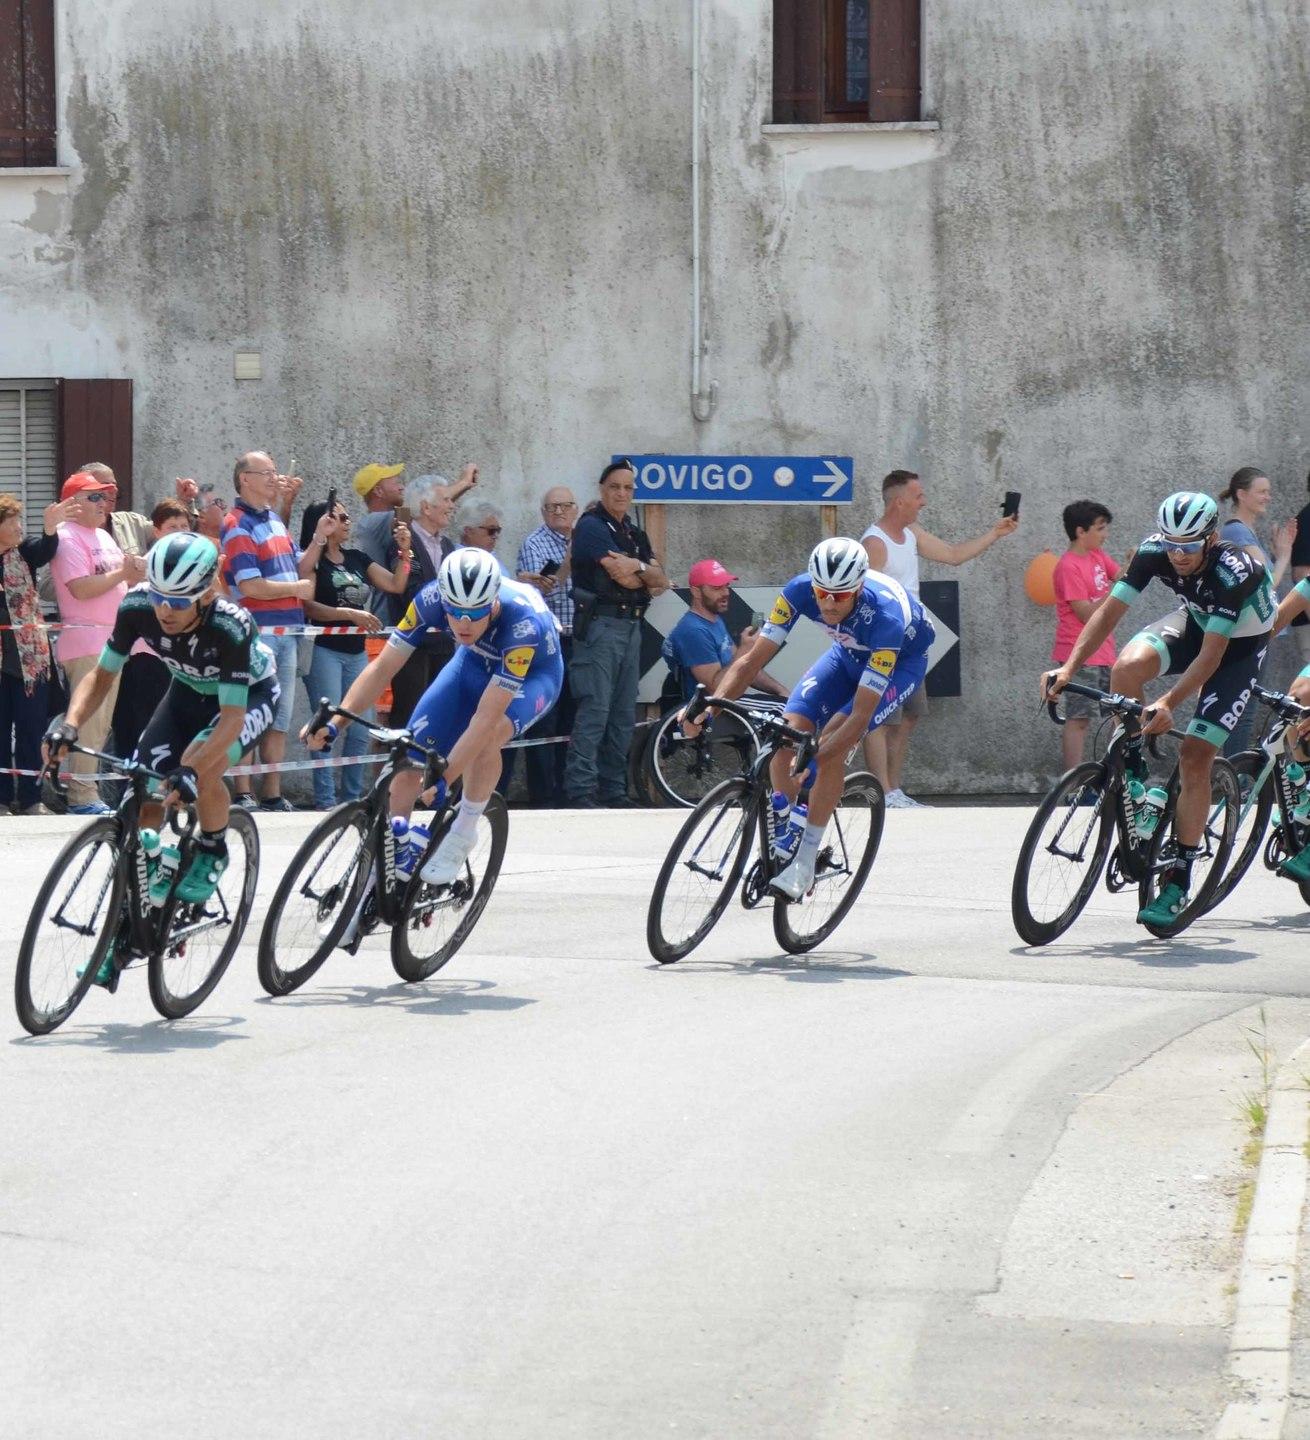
[860,469,1019,806]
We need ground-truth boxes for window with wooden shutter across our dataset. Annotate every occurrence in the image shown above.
[774,0,920,125]
[0,0,56,167]
[58,379,134,510]
[0,382,58,534]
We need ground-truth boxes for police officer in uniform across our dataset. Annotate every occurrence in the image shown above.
[564,459,669,805]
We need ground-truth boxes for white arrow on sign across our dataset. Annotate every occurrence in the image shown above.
[818,460,848,500]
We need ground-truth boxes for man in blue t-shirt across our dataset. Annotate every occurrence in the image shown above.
[663,558,789,702]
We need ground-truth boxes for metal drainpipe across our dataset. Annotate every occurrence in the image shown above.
[690,0,717,422]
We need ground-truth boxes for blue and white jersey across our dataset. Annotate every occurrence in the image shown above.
[760,570,928,701]
[389,576,560,695]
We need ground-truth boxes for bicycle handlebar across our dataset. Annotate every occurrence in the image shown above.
[42,742,166,801]
[1252,682,1310,724]
[684,685,818,770]
[1042,675,1185,748]
[309,698,448,781]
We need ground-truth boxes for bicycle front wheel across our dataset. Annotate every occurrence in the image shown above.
[1139,759,1239,938]
[15,818,125,1036]
[646,708,761,808]
[148,810,260,1020]
[257,802,371,995]
[391,795,508,981]
[1011,762,1113,946]
[1203,752,1273,915]
[646,776,756,963]
[772,772,885,954]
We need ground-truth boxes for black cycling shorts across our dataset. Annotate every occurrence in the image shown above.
[131,676,280,775]
[1131,608,1267,746]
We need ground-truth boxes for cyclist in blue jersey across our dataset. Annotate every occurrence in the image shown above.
[683,537,935,900]
[1044,491,1275,924]
[43,533,281,917]
[305,548,563,884]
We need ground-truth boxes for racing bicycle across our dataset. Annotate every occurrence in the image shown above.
[257,703,506,994]
[15,746,259,1034]
[1011,679,1238,943]
[646,688,884,962]
[642,694,784,807]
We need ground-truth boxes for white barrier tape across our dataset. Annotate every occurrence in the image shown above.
[1,620,433,636]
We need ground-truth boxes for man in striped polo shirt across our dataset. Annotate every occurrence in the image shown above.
[222,451,320,810]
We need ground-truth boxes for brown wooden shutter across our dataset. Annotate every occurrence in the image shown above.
[869,0,921,123]
[57,380,135,509]
[773,0,824,124]
[0,0,56,166]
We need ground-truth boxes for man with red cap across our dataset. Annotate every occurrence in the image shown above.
[50,471,147,812]
[662,557,788,702]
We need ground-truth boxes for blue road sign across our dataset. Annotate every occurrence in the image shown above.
[619,455,854,505]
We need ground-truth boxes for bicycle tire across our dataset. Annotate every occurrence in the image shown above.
[1203,751,1273,915]
[257,802,371,995]
[646,708,761,809]
[647,776,756,963]
[391,793,508,981]
[1139,758,1239,938]
[148,809,260,1019]
[772,771,885,954]
[15,817,125,1036]
[1011,761,1113,945]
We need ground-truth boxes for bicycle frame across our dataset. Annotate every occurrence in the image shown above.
[1239,684,1310,863]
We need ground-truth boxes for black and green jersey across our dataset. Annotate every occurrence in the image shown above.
[1111,538,1275,642]
[100,586,275,708]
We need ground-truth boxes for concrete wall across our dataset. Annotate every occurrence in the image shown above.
[2,0,1307,791]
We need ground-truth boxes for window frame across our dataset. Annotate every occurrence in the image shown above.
[0,0,57,168]
[774,0,922,127]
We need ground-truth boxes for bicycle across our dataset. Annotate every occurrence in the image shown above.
[1011,679,1239,944]
[1202,682,1310,913]
[646,688,885,963]
[642,694,783,807]
[257,702,507,995]
[15,746,260,1035]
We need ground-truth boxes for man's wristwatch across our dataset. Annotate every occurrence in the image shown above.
[637,561,647,576]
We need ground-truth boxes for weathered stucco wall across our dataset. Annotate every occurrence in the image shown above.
[1,0,1307,790]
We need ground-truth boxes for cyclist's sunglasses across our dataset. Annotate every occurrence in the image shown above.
[1162,537,1208,555]
[149,589,197,610]
[446,601,493,622]
[811,584,860,602]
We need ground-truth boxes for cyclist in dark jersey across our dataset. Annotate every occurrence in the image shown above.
[44,534,280,918]
[1044,491,1274,926]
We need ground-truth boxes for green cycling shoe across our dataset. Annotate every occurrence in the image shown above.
[1137,881,1189,927]
[1279,844,1310,883]
[174,846,228,905]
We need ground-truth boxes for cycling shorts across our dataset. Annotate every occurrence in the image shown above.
[1131,607,1267,746]
[785,645,931,735]
[132,675,280,774]
[407,643,564,759]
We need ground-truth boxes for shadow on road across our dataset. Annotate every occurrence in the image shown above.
[10,1014,248,1052]
[651,952,911,984]
[1012,931,1260,970]
[253,977,536,1017]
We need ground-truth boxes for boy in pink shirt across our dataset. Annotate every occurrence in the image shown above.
[1051,500,1121,770]
[50,471,147,811]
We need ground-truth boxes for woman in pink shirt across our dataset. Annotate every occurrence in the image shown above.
[1051,500,1122,770]
[50,471,147,812]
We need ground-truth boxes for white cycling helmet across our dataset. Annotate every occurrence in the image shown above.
[146,533,220,598]
[1156,492,1219,543]
[438,547,501,612]
[808,536,868,593]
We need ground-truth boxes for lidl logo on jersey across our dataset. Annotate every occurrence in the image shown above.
[867,648,896,676]
[769,595,793,626]
[504,646,534,679]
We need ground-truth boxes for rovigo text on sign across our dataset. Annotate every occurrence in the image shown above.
[619,455,854,505]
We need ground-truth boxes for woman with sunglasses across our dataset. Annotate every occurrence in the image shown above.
[1044,491,1276,926]
[44,533,281,949]
[681,536,936,902]
[304,548,563,886]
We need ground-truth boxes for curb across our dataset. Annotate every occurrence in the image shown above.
[1216,1037,1310,1440]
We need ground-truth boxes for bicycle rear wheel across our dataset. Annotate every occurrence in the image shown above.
[1203,752,1273,915]
[391,794,508,981]
[15,818,125,1035]
[1011,762,1113,945]
[1139,760,1239,937]
[148,810,260,1019]
[647,776,756,963]
[772,772,885,954]
[646,708,761,808]
[257,802,371,995]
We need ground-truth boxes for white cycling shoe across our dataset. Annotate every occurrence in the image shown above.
[770,850,816,901]
[420,828,476,886]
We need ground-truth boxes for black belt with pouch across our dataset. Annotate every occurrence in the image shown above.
[573,590,646,641]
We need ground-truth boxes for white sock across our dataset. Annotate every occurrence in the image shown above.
[797,819,826,864]
[451,796,488,839]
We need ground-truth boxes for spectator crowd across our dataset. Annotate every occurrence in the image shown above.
[2,449,1305,817]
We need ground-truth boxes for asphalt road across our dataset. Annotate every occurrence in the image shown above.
[4,804,1309,1439]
